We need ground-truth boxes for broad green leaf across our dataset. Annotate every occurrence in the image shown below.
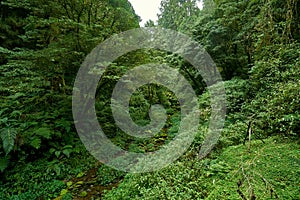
[49,148,56,154]
[30,137,41,149]
[35,127,52,139]
[63,145,72,149]
[55,151,61,158]
[62,149,72,158]
[0,156,9,172]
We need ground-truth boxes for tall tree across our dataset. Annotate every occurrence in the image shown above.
[158,0,200,32]
[0,0,140,167]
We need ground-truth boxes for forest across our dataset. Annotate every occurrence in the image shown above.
[0,0,299,199]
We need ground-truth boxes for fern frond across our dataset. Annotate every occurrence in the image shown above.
[0,128,17,155]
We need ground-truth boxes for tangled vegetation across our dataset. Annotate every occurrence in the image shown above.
[0,0,299,199]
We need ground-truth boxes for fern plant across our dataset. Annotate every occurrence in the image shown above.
[0,128,17,155]
[0,128,16,173]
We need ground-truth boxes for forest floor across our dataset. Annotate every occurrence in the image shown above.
[53,136,300,199]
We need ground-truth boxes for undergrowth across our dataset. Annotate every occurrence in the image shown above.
[102,137,300,199]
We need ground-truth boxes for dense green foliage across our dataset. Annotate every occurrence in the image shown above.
[0,0,139,167]
[0,0,299,199]
[103,137,300,199]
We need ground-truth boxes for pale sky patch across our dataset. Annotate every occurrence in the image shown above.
[128,0,203,27]
[128,0,162,26]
